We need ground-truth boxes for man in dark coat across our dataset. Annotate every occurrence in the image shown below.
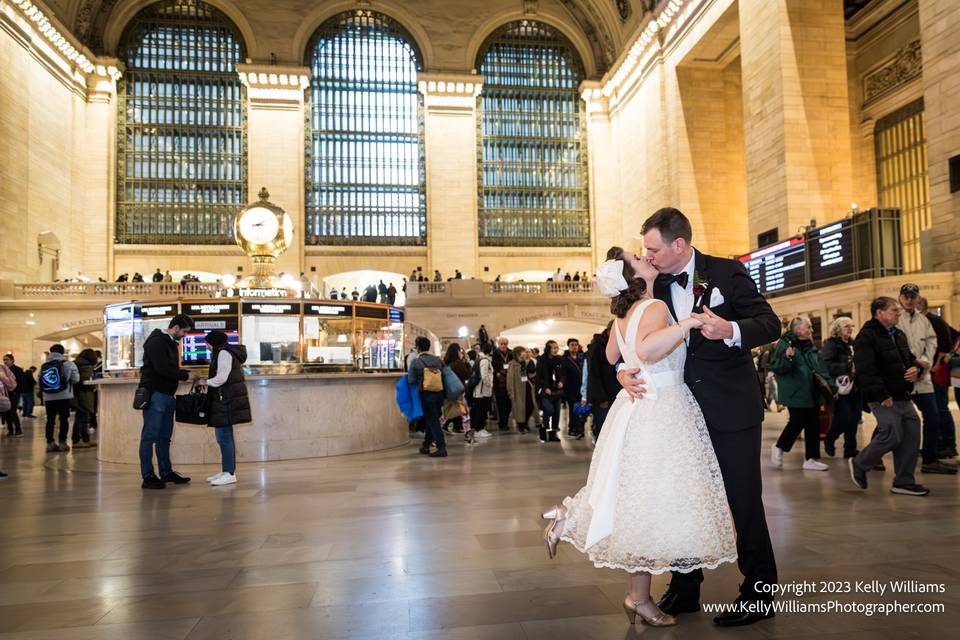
[585,326,620,438]
[619,208,782,626]
[849,296,927,496]
[561,338,585,438]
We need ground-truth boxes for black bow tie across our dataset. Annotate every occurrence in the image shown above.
[658,272,689,289]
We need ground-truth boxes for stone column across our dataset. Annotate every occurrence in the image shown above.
[919,0,960,271]
[83,60,122,280]
[739,0,853,245]
[237,65,310,278]
[581,82,619,268]
[418,74,482,278]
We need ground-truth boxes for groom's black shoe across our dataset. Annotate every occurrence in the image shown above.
[712,596,775,627]
[656,589,701,615]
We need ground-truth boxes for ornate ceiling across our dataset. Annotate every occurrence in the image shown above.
[50,0,652,74]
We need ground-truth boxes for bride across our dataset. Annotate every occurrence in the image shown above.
[541,247,737,627]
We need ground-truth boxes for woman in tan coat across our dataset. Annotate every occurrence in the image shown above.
[507,346,539,434]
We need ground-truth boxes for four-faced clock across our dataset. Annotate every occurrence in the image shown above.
[237,206,280,247]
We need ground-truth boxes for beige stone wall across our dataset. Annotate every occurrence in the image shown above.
[0,28,90,283]
[921,0,960,271]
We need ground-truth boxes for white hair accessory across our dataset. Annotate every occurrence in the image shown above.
[595,260,629,298]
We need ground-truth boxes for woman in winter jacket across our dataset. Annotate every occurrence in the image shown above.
[770,316,837,471]
[200,330,251,486]
[820,317,861,458]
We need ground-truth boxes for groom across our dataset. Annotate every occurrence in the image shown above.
[617,207,781,626]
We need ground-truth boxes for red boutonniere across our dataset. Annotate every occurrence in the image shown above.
[692,271,709,311]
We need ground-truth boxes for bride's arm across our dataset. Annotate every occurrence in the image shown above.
[634,301,700,362]
[606,326,622,365]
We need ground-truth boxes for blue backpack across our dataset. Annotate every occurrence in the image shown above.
[39,361,68,394]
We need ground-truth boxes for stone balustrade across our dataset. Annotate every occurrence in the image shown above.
[407,279,600,306]
[12,282,222,299]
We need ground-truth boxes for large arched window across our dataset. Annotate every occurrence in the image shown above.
[304,10,426,246]
[116,0,246,244]
[476,21,589,247]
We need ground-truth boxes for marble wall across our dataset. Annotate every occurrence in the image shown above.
[95,374,410,465]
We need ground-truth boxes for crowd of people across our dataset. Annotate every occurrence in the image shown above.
[0,347,103,478]
[755,283,958,496]
[399,322,623,457]
[328,279,402,304]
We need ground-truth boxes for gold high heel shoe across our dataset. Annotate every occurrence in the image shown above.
[540,505,566,559]
[622,596,677,627]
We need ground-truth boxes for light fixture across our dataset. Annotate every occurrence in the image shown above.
[222,273,236,287]
[457,326,469,338]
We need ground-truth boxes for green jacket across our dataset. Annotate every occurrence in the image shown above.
[770,332,837,408]
[71,354,97,415]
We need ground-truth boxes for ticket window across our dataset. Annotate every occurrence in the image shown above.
[240,302,301,365]
[354,306,404,370]
[303,303,353,365]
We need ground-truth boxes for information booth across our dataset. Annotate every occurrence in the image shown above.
[95,296,409,465]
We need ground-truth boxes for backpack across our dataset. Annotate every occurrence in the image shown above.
[420,356,444,392]
[40,360,68,394]
[465,358,481,395]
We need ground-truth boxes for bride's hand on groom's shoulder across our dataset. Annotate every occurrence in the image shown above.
[616,368,646,402]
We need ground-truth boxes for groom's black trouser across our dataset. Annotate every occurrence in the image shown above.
[670,423,778,601]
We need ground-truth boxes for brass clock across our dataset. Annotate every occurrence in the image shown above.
[234,187,294,287]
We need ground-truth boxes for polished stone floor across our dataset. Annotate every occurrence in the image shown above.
[0,407,957,639]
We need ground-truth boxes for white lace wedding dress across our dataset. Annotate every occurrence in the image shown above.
[559,298,737,574]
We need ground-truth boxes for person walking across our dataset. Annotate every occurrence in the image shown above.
[770,316,837,471]
[507,346,536,434]
[491,337,514,432]
[470,343,495,438]
[19,366,36,418]
[1,354,23,437]
[561,339,586,438]
[897,284,955,474]
[537,340,563,442]
[40,345,80,452]
[848,297,929,496]
[70,349,98,449]
[200,331,251,486]
[408,336,448,457]
[442,343,471,438]
[918,296,958,460]
[138,314,198,489]
[821,317,861,459]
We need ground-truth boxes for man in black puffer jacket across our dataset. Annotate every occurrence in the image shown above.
[849,297,928,496]
[585,325,621,439]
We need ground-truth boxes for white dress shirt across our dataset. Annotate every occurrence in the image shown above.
[669,251,742,348]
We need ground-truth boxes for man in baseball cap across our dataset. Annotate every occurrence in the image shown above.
[897,283,957,475]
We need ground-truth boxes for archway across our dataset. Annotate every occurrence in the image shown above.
[499,318,605,350]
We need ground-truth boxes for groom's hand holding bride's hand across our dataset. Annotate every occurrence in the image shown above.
[689,306,734,341]
[616,368,647,402]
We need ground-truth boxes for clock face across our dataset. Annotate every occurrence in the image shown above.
[238,207,279,246]
[282,213,294,249]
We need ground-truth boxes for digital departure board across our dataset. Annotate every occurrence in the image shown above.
[807,219,854,284]
[738,237,807,296]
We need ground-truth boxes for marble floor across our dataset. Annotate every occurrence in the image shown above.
[0,408,957,639]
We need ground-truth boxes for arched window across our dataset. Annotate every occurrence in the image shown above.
[476,21,589,247]
[116,0,247,244]
[304,10,426,246]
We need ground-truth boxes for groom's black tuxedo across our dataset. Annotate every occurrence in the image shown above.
[654,250,782,431]
[654,249,781,609]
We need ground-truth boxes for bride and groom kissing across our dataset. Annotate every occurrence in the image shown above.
[541,207,782,627]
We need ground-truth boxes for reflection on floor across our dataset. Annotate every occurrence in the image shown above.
[0,409,957,639]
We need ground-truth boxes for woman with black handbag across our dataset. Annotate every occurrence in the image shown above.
[770,316,837,471]
[198,331,251,486]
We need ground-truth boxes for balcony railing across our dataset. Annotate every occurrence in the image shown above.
[12,282,223,299]
[407,279,599,305]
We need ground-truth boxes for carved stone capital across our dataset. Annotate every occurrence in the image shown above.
[864,40,921,103]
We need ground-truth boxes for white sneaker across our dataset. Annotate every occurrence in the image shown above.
[477,429,493,438]
[206,472,225,483]
[771,444,784,468]
[210,473,237,486]
[802,459,829,471]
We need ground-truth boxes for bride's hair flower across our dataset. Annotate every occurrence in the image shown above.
[596,260,628,298]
